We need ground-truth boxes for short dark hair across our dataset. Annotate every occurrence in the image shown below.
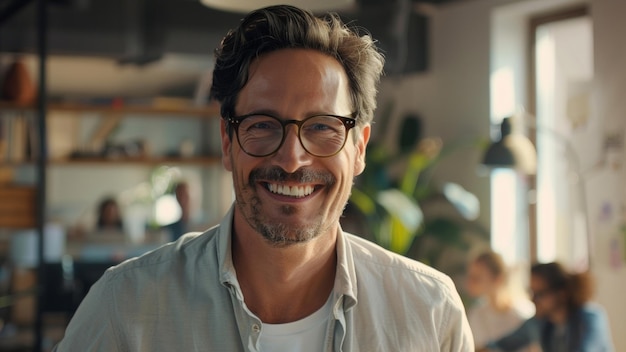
[474,250,507,279]
[96,197,123,230]
[210,5,384,132]
[531,262,594,309]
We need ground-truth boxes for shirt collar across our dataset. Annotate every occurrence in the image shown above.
[333,228,358,310]
[217,205,240,295]
[217,204,358,309]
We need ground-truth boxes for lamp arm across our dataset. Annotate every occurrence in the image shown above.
[524,116,592,269]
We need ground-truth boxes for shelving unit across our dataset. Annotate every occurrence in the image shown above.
[49,156,221,165]
[0,100,222,165]
[0,103,231,352]
[0,101,220,118]
[0,1,231,348]
[0,86,226,352]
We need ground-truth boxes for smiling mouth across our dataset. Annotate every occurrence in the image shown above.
[265,183,315,198]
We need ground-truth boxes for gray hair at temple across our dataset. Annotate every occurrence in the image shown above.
[210,5,385,133]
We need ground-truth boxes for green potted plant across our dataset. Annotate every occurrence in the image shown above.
[344,109,489,278]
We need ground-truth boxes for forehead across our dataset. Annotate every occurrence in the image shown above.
[236,49,351,116]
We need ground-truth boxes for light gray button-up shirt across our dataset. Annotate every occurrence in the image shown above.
[54,206,473,351]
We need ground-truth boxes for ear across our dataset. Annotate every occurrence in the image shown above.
[220,119,233,172]
[354,124,371,176]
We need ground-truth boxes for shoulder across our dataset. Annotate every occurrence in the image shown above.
[83,226,223,322]
[577,302,610,323]
[574,303,615,350]
[345,233,459,302]
[101,226,220,285]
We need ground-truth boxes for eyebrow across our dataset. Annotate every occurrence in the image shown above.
[235,110,354,119]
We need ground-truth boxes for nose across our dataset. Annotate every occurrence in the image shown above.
[271,125,313,173]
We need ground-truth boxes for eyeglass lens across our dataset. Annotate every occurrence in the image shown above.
[235,114,350,157]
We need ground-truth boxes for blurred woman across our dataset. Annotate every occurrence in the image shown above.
[96,197,123,232]
[466,250,534,351]
[482,262,614,351]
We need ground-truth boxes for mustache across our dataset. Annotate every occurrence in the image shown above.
[249,167,336,186]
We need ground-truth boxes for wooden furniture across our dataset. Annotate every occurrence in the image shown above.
[0,100,221,165]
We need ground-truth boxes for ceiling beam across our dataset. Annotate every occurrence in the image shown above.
[0,0,34,26]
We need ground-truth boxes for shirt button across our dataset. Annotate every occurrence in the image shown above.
[252,324,261,333]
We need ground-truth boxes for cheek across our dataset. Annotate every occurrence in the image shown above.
[222,152,233,172]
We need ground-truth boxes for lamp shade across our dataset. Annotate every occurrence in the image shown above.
[482,117,537,175]
[199,0,355,13]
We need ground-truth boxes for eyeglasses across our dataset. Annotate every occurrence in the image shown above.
[227,113,357,157]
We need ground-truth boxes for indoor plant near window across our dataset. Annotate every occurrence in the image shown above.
[344,109,489,281]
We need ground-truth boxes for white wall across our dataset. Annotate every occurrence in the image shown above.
[377,0,501,229]
[383,0,625,349]
[588,0,626,348]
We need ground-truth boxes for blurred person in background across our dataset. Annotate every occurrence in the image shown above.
[480,261,614,352]
[95,197,124,232]
[162,181,191,241]
[466,250,535,351]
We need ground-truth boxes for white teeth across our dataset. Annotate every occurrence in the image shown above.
[267,183,314,197]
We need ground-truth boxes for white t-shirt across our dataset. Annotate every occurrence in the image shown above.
[259,296,333,352]
[468,298,535,351]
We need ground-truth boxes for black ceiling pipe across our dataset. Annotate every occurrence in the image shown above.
[0,0,35,26]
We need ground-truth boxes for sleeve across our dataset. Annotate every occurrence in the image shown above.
[439,285,474,351]
[578,305,615,352]
[485,317,539,351]
[52,271,122,352]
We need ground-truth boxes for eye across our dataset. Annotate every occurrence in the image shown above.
[303,116,344,133]
[308,122,333,131]
[241,115,281,131]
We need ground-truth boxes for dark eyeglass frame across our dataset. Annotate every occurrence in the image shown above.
[227,112,358,157]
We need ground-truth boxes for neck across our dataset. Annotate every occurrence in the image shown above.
[232,216,337,324]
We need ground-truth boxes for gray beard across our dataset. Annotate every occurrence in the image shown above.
[238,198,324,248]
[237,166,336,247]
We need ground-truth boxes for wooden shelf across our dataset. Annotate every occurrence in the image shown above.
[1,156,221,166]
[0,100,221,118]
[49,156,221,165]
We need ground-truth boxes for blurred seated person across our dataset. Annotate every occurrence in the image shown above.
[161,181,190,242]
[466,250,535,351]
[96,197,124,233]
[68,197,124,242]
[480,262,614,352]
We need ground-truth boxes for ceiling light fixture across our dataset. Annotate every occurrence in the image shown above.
[199,0,356,13]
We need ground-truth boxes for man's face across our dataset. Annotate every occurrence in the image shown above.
[221,49,370,247]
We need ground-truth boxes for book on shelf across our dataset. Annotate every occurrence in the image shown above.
[0,116,6,161]
[10,114,27,162]
[0,112,40,163]
[47,110,79,160]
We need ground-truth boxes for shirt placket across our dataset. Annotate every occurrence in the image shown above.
[225,281,264,351]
